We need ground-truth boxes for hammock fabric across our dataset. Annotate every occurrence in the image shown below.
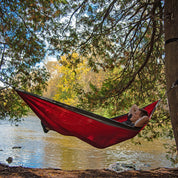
[16,89,159,149]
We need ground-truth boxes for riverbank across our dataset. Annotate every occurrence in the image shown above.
[1,164,178,178]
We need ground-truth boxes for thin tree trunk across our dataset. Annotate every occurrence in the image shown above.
[164,0,178,151]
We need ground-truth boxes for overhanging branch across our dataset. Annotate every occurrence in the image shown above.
[0,44,6,70]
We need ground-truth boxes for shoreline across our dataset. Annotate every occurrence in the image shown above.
[1,164,178,177]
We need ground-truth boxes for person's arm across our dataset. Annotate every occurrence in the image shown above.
[134,116,149,127]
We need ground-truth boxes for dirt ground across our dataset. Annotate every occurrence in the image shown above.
[1,164,178,178]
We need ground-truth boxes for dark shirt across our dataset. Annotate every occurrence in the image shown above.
[123,114,135,127]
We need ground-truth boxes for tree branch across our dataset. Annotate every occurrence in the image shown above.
[62,0,88,35]
[95,1,161,101]
[112,2,159,98]
[0,44,6,70]
[100,0,118,32]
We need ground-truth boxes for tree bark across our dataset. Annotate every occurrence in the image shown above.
[164,0,178,151]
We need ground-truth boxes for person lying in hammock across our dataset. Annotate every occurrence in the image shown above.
[124,104,149,128]
[40,104,149,133]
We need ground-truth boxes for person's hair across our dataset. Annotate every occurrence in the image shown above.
[139,109,148,117]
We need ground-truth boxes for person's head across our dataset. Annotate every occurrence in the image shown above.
[139,109,148,117]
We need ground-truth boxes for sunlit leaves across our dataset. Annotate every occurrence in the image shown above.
[44,53,91,106]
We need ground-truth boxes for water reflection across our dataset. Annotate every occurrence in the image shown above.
[0,116,173,170]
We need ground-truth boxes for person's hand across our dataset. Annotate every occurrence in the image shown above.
[130,113,138,122]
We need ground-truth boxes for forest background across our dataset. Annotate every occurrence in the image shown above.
[0,0,178,164]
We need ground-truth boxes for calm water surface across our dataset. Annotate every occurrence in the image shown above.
[0,116,173,170]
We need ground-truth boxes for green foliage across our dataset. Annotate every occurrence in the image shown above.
[0,0,63,120]
[0,88,29,122]
[164,143,178,166]
[45,0,165,107]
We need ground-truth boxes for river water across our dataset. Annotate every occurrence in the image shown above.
[0,116,173,170]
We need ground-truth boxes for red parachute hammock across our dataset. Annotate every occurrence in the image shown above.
[16,89,160,149]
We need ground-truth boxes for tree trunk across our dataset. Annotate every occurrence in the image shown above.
[164,0,178,151]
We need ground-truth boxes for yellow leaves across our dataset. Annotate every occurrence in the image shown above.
[45,52,92,106]
[60,55,67,61]
[71,52,79,59]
